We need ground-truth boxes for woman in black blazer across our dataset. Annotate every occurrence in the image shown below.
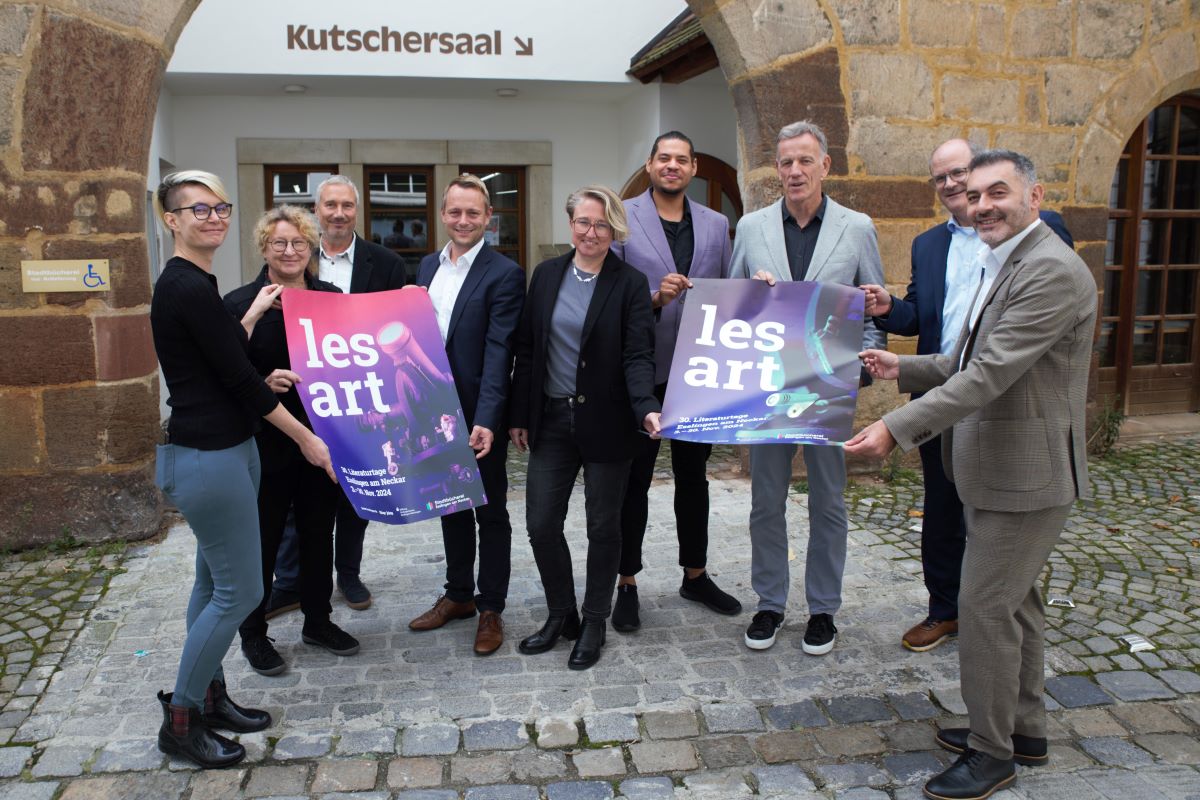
[509,185,661,670]
[224,205,362,679]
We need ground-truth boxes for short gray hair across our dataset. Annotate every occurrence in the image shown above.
[316,174,361,206]
[777,120,828,157]
[969,149,1037,185]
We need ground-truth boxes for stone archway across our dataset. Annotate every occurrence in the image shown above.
[0,1,199,548]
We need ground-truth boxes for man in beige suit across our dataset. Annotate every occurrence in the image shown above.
[847,149,1096,800]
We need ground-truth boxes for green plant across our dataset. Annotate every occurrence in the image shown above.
[1088,397,1125,458]
[50,527,80,553]
[880,450,918,484]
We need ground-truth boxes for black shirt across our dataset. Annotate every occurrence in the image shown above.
[150,256,279,450]
[659,197,695,276]
[782,195,827,281]
[224,266,342,471]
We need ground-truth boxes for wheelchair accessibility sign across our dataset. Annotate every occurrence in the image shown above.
[20,259,110,293]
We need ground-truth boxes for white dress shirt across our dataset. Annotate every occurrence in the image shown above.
[960,217,1042,367]
[429,238,486,342]
[318,236,356,293]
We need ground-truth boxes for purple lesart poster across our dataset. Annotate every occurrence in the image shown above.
[282,287,486,524]
[659,278,865,445]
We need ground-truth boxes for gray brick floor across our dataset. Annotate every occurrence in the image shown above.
[0,437,1198,798]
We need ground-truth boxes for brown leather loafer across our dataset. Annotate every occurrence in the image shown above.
[474,610,504,656]
[409,595,476,631]
[902,618,958,652]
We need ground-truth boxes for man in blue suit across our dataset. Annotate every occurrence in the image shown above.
[861,138,1072,653]
[610,131,741,632]
[408,174,526,656]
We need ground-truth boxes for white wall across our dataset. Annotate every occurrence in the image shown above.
[167,91,644,290]
[616,82,663,187]
[658,71,738,169]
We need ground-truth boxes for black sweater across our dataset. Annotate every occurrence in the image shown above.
[224,266,341,471]
[151,256,279,450]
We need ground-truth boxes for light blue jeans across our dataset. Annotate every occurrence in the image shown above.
[156,439,264,709]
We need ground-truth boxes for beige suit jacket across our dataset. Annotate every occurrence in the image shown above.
[883,223,1097,513]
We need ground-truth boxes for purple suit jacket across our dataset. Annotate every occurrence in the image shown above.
[611,189,732,384]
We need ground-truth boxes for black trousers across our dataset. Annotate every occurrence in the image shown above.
[918,435,967,621]
[526,398,631,621]
[440,438,511,613]
[619,382,712,576]
[239,458,338,639]
[333,491,368,582]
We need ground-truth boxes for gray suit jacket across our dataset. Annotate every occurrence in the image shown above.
[883,222,1097,512]
[729,196,887,352]
[611,190,732,384]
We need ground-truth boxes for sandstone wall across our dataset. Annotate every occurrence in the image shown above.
[0,0,195,548]
[693,0,1200,467]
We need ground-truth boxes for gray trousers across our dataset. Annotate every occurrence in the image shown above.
[749,443,848,616]
[156,439,265,709]
[961,502,1071,760]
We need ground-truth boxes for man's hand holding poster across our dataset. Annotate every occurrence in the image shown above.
[659,279,865,445]
[282,287,486,523]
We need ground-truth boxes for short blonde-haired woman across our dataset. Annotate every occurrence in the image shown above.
[508,185,660,670]
[223,205,360,678]
[151,174,333,769]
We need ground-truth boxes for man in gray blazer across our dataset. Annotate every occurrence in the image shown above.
[610,131,740,633]
[848,150,1096,800]
[730,120,886,654]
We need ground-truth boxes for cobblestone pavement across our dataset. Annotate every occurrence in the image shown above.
[0,438,1197,798]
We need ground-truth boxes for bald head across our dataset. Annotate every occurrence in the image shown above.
[929,138,975,226]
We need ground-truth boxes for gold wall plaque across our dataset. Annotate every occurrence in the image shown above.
[20,260,111,293]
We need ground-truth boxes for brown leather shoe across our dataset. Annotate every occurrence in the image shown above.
[902,618,958,652]
[409,595,476,631]
[474,611,504,656]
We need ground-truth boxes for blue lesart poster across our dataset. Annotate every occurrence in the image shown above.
[282,287,487,524]
[659,278,865,445]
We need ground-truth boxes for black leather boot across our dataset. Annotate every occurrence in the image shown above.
[518,611,581,654]
[202,680,271,733]
[157,690,246,768]
[567,617,606,670]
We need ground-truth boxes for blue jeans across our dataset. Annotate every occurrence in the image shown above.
[525,399,630,621]
[156,440,264,709]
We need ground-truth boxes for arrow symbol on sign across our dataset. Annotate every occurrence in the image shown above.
[514,36,533,56]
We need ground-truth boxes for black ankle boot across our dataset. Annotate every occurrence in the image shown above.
[518,611,581,654]
[157,690,246,768]
[202,680,271,733]
[568,617,606,670]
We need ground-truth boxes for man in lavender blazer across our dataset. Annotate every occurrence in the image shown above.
[610,131,741,632]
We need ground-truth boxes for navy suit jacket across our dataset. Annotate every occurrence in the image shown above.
[417,242,525,434]
[875,210,1073,356]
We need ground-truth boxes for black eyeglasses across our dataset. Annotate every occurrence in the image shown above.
[930,168,969,188]
[170,202,234,220]
[267,238,311,253]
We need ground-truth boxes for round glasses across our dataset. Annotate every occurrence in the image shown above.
[267,238,311,253]
[571,218,613,237]
[169,202,234,220]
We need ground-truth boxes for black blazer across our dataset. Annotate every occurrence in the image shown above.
[224,266,342,472]
[350,234,408,293]
[510,249,659,462]
[416,243,526,434]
